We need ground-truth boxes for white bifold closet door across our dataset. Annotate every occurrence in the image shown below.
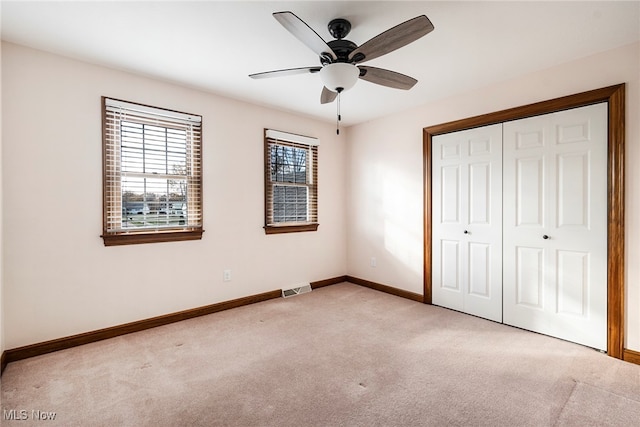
[432,124,503,322]
[502,103,608,351]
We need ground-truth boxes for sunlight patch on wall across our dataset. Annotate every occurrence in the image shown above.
[382,170,423,276]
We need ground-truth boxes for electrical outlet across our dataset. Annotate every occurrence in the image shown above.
[223,269,232,282]
[370,257,377,268]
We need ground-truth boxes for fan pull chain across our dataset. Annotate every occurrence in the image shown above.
[336,91,341,135]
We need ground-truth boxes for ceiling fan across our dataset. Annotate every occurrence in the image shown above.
[249,11,435,105]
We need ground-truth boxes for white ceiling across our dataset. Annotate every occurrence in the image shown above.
[2,1,639,126]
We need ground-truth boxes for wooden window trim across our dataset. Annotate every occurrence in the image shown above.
[264,129,319,234]
[102,97,203,246]
[423,84,626,359]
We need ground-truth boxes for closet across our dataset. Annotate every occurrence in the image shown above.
[431,103,608,350]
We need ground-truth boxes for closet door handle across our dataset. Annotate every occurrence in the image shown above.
[463,230,469,234]
[543,235,549,240]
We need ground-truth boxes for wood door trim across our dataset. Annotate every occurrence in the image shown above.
[423,84,626,359]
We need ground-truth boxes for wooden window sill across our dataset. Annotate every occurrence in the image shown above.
[102,229,204,246]
[264,223,319,235]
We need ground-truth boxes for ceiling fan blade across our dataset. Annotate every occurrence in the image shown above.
[249,66,321,79]
[273,11,337,62]
[358,66,418,90]
[349,15,434,64]
[321,87,338,104]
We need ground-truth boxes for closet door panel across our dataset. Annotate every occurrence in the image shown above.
[432,124,502,322]
[515,246,544,309]
[441,240,461,292]
[469,162,491,224]
[516,157,545,227]
[556,250,589,316]
[503,103,607,350]
[441,165,461,223]
[432,140,465,311]
[468,242,490,297]
[557,151,589,228]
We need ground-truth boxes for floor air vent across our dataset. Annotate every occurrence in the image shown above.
[282,284,312,298]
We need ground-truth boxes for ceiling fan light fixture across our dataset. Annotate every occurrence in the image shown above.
[319,63,359,93]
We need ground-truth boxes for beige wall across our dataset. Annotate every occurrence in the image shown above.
[346,42,640,351]
[1,42,346,349]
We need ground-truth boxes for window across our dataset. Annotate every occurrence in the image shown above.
[102,97,203,245]
[264,129,319,234]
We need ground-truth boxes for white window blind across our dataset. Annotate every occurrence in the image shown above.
[264,129,318,233]
[102,97,203,245]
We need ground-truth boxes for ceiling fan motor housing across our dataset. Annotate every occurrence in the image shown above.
[323,39,358,64]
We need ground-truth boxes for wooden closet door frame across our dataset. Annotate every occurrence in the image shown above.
[423,84,626,359]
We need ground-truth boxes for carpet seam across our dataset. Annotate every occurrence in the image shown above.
[551,379,578,427]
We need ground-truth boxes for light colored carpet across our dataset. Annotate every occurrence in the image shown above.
[1,283,639,426]
[555,381,640,426]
